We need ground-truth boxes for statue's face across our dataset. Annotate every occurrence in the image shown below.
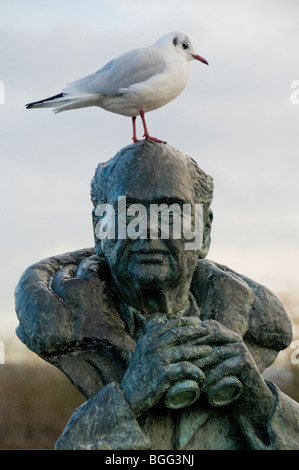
[93,149,211,298]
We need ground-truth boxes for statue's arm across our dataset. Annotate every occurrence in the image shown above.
[237,382,299,450]
[15,249,137,399]
[15,250,151,449]
[55,382,151,450]
[192,259,298,449]
[193,259,293,370]
[15,249,94,355]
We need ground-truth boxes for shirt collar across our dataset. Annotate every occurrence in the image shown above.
[117,292,201,340]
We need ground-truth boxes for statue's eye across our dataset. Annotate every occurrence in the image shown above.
[182,42,189,50]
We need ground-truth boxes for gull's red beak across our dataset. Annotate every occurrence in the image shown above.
[192,54,209,65]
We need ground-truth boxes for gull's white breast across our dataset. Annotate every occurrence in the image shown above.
[96,53,191,117]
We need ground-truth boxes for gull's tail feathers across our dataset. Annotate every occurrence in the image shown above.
[25,92,98,113]
[25,93,69,109]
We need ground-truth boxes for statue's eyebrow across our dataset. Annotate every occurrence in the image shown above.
[150,197,192,206]
[123,197,191,205]
[109,197,192,212]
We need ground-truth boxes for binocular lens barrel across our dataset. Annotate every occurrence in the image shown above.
[164,376,243,409]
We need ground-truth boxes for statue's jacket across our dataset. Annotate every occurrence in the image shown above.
[15,249,299,450]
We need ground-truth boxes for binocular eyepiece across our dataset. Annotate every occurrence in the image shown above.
[164,376,243,409]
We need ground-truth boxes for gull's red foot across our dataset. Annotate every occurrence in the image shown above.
[143,134,167,144]
[131,110,167,144]
[132,135,167,144]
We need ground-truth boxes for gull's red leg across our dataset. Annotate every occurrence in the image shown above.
[132,116,139,142]
[139,108,167,144]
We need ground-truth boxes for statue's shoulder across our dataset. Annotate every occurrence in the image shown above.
[15,248,109,311]
[191,259,292,368]
[15,249,135,398]
[15,249,134,356]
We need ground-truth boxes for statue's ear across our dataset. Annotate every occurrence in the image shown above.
[198,208,213,259]
[92,210,104,256]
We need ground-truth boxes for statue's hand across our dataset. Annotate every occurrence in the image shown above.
[15,249,97,355]
[194,320,275,418]
[120,317,212,417]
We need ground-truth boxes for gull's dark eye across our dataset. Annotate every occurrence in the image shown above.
[182,42,189,50]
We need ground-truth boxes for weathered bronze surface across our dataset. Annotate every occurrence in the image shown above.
[15,142,299,449]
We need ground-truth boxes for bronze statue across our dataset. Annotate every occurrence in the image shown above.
[15,142,299,449]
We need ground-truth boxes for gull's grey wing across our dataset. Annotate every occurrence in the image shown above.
[63,46,166,96]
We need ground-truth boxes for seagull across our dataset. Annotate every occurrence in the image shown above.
[26,31,208,143]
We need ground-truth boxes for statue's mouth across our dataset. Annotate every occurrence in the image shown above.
[129,248,169,264]
[130,248,168,255]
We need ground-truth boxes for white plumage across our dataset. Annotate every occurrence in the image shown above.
[26,31,208,142]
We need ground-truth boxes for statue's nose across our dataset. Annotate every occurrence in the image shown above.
[130,238,168,254]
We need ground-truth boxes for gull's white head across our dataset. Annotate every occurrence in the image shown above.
[155,31,209,65]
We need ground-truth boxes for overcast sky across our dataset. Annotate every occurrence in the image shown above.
[1,0,299,338]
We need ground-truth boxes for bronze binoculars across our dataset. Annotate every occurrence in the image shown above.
[164,376,243,409]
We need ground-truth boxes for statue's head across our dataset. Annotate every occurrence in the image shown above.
[91,142,213,304]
